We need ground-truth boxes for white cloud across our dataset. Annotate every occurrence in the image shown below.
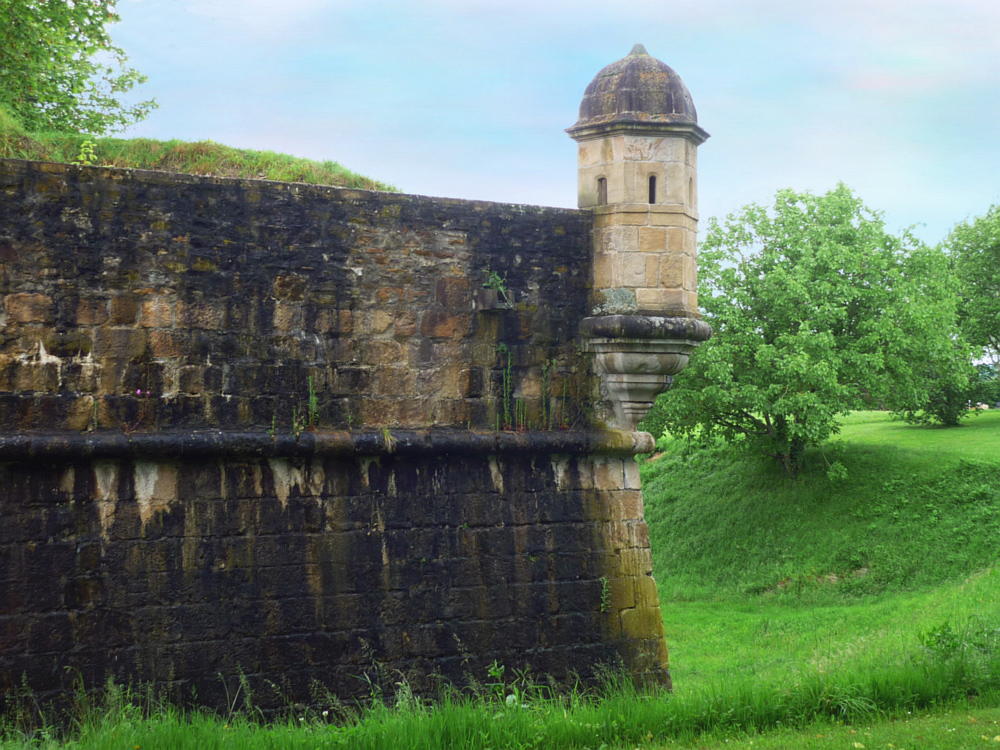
[182,0,332,36]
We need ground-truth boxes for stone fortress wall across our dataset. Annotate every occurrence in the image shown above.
[0,44,711,710]
[0,158,668,709]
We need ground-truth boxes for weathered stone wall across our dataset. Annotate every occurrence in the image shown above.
[0,158,670,710]
[0,159,591,433]
[0,435,665,708]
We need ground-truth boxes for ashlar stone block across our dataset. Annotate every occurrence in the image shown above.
[638,227,667,253]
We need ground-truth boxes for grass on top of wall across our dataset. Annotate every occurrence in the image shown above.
[0,104,397,192]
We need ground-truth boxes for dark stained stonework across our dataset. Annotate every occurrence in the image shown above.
[0,159,593,434]
[0,427,652,462]
[0,447,666,710]
[0,158,672,712]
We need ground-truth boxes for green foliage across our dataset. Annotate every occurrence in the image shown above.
[970,363,1000,405]
[0,104,398,191]
[947,204,1000,367]
[73,139,97,166]
[657,184,964,475]
[0,0,156,134]
[898,343,977,427]
[307,375,319,429]
[482,269,511,305]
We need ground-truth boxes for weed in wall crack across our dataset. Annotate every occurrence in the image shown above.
[496,342,513,430]
[381,426,398,453]
[307,374,319,428]
[73,139,97,167]
[483,268,512,306]
[542,359,553,430]
[290,405,306,437]
[600,576,611,613]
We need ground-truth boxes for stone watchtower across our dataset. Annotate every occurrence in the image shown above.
[569,44,713,429]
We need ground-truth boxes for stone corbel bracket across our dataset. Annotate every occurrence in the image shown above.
[581,314,712,430]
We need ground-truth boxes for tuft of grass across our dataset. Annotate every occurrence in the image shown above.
[0,103,397,192]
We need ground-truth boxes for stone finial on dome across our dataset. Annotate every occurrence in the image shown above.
[566,44,709,143]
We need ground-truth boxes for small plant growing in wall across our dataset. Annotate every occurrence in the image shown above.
[74,138,97,166]
[291,406,307,437]
[494,350,578,431]
[600,576,611,613]
[542,360,555,430]
[496,343,514,430]
[289,375,320,437]
[307,375,319,429]
[484,269,511,303]
[478,269,512,310]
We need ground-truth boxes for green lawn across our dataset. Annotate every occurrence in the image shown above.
[669,704,1000,749]
[834,409,1000,461]
[644,409,1000,745]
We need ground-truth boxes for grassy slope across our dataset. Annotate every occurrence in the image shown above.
[642,410,1000,742]
[644,410,1000,601]
[676,704,1000,749]
[0,104,397,191]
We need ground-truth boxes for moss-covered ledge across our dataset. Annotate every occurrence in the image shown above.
[0,428,654,462]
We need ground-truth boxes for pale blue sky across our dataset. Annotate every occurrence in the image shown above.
[113,0,1000,245]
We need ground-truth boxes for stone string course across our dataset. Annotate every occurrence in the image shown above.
[0,158,671,710]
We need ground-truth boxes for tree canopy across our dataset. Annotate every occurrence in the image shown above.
[0,0,155,134]
[654,185,965,476]
[946,204,1000,368]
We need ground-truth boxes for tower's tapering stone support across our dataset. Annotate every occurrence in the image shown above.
[568,44,713,430]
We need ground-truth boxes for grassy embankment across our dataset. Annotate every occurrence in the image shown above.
[3,410,998,748]
[0,104,396,191]
[641,408,1000,747]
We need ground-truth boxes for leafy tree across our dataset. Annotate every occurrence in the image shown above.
[946,204,1000,367]
[0,0,155,134]
[968,363,1000,407]
[897,346,975,427]
[657,185,964,477]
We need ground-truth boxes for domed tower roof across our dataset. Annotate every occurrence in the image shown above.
[566,44,708,143]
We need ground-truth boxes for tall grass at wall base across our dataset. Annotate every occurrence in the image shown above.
[4,633,1000,750]
[0,103,397,191]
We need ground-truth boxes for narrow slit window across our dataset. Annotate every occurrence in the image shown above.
[648,175,657,204]
[597,178,607,206]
